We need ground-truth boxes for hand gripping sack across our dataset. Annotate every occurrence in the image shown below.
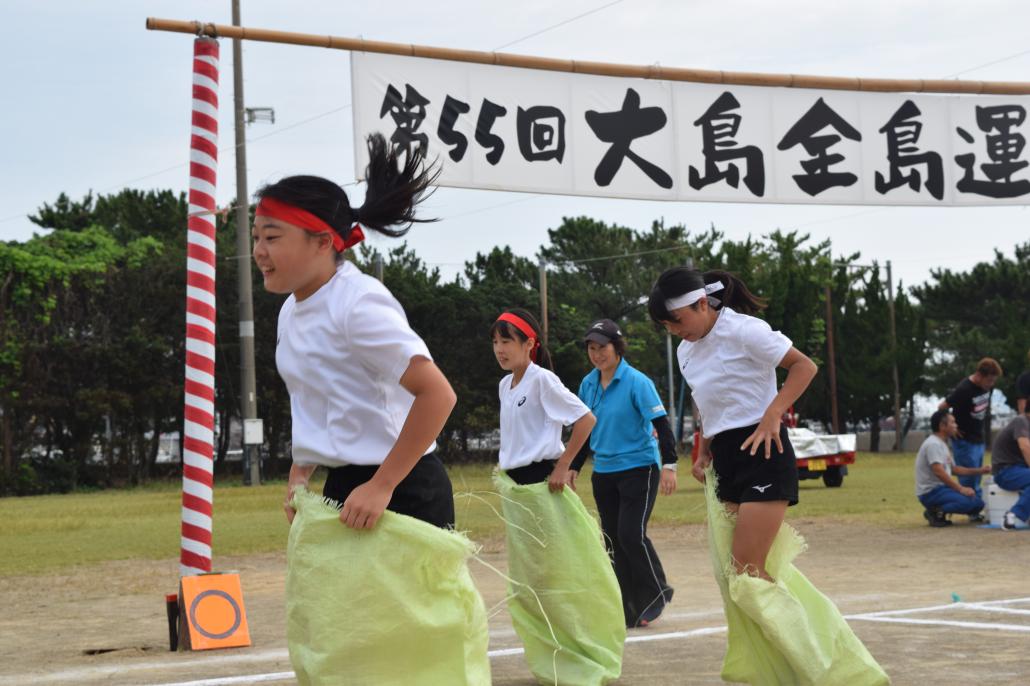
[703,470,890,686]
[495,472,625,686]
[286,489,491,686]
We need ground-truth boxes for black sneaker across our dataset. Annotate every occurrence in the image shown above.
[636,604,665,628]
[968,513,986,524]
[924,509,951,528]
[1001,511,1019,531]
[635,588,674,628]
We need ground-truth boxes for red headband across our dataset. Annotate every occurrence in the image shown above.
[497,312,540,362]
[254,197,365,252]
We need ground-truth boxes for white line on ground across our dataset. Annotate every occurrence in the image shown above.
[848,615,1030,632]
[157,674,294,686]
[9,595,1029,685]
[974,596,1030,606]
[962,603,1030,616]
[848,601,958,618]
[5,650,292,685]
[153,627,735,686]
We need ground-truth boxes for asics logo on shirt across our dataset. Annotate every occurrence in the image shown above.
[752,483,773,493]
[517,396,527,407]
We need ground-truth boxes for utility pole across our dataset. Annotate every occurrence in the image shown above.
[835,259,904,450]
[374,253,384,282]
[666,332,676,435]
[824,284,840,434]
[886,260,902,451]
[538,258,549,348]
[232,0,261,484]
[681,256,695,442]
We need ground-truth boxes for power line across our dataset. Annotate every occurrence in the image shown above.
[555,243,693,265]
[492,0,625,51]
[0,104,354,226]
[445,194,540,219]
[2,2,622,228]
[943,47,1030,78]
[5,12,1025,231]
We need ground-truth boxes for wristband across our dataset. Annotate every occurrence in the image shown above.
[662,463,677,471]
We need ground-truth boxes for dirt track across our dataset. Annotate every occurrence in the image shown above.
[2,517,1028,686]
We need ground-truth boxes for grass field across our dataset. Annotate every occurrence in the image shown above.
[0,452,963,576]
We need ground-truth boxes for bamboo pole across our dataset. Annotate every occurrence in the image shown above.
[147,17,1030,96]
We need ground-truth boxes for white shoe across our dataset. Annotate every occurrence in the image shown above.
[1001,511,1019,531]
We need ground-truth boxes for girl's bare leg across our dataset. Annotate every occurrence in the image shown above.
[724,500,789,581]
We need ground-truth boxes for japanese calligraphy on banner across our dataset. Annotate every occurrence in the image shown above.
[351,52,1030,206]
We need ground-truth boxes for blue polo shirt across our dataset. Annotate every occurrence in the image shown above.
[577,358,667,473]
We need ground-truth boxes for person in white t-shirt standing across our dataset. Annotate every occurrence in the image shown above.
[648,267,889,685]
[490,309,627,685]
[253,132,457,530]
[252,135,494,685]
[491,308,596,488]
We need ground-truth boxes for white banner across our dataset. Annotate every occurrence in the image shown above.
[352,52,1030,206]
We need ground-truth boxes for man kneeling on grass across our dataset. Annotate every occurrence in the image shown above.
[915,410,991,527]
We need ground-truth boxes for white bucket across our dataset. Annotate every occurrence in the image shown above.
[986,482,1020,527]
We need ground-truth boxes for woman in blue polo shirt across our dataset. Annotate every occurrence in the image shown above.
[570,319,678,628]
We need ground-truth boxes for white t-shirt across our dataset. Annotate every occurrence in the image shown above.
[677,307,792,439]
[498,363,590,471]
[275,261,433,467]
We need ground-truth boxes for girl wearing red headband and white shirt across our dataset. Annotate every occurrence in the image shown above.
[490,308,595,490]
[491,310,629,684]
[253,133,457,530]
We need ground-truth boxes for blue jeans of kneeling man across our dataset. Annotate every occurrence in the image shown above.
[918,485,984,515]
[994,465,1030,522]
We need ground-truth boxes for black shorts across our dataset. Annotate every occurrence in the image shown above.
[323,453,455,529]
[709,424,799,506]
[505,459,557,485]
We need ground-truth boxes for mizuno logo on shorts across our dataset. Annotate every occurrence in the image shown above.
[752,484,772,493]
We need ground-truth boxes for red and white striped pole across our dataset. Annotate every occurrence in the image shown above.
[180,37,220,577]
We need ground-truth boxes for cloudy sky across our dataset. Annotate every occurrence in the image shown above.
[4,0,1029,289]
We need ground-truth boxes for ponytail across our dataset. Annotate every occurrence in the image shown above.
[489,308,554,370]
[701,269,766,315]
[253,132,439,251]
[356,132,440,236]
[648,266,765,323]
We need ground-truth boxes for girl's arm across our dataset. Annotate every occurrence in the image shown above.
[692,431,713,483]
[549,411,596,493]
[740,347,818,459]
[339,356,457,529]
[284,463,319,524]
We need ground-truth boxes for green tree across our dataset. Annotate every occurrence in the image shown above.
[0,226,161,490]
[914,242,1030,411]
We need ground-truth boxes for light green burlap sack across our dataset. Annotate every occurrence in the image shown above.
[286,489,491,686]
[495,471,625,686]
[703,469,890,685]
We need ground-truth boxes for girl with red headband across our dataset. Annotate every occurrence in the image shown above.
[256,134,493,684]
[252,133,457,531]
[489,308,626,685]
[489,308,595,489]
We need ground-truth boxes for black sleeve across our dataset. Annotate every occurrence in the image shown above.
[570,440,591,472]
[1018,371,1030,398]
[652,416,678,465]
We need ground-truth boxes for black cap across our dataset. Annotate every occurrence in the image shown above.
[583,318,623,345]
